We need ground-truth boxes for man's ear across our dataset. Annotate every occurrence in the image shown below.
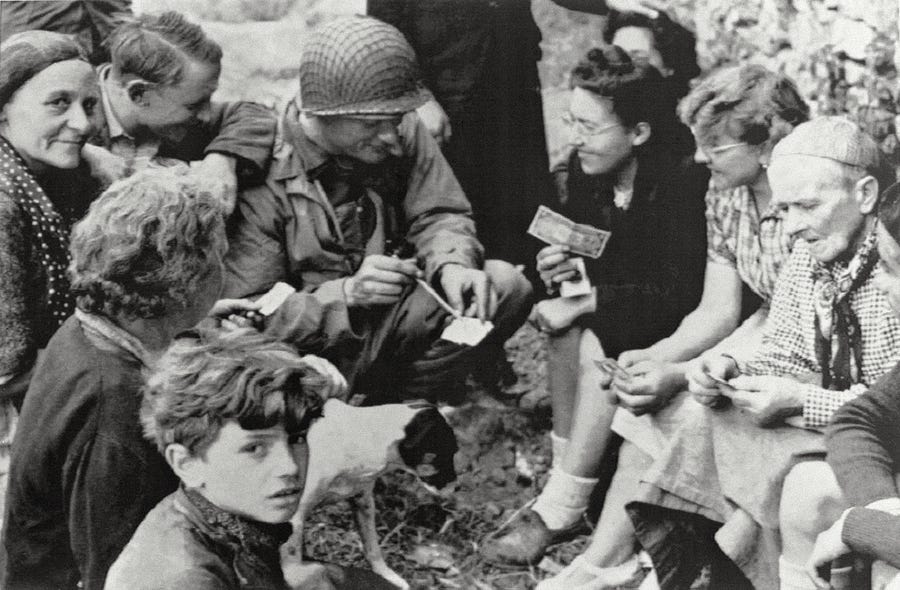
[631,122,652,147]
[856,175,879,215]
[125,79,153,105]
[165,443,205,488]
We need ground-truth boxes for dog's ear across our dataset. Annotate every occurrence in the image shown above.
[398,406,458,489]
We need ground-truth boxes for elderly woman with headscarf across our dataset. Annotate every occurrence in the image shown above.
[2,167,345,590]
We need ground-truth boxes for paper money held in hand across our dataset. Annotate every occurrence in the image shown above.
[527,205,611,259]
[442,317,494,346]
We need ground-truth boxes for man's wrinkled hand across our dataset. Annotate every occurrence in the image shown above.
[805,512,851,590]
[344,255,420,308]
[416,98,452,146]
[195,153,238,215]
[612,359,685,416]
[300,355,348,399]
[728,375,805,427]
[439,264,497,321]
[82,144,128,188]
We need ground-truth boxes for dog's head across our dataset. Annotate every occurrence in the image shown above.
[396,403,458,490]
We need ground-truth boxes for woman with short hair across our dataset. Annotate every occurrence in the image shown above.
[3,168,280,590]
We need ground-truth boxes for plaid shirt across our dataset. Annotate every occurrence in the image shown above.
[744,241,900,428]
[706,184,793,302]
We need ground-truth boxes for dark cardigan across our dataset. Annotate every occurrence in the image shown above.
[551,146,710,358]
[827,360,900,566]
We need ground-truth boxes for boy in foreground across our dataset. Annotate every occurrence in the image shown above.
[105,329,394,590]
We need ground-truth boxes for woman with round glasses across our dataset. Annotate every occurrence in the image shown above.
[481,44,710,574]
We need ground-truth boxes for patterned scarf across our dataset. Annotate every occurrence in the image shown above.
[182,486,291,588]
[0,137,75,327]
[812,230,879,389]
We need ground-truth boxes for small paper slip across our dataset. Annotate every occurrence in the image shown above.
[593,358,631,381]
[441,317,494,346]
[560,257,592,298]
[256,282,296,316]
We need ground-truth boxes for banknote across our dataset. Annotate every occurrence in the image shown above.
[527,205,611,259]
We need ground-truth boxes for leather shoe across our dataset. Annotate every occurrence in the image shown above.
[480,508,591,565]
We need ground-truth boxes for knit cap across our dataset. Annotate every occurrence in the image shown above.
[0,30,88,107]
[298,15,431,116]
[771,116,880,169]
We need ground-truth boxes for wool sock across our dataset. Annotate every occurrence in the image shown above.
[550,431,568,470]
[778,556,818,590]
[532,468,598,530]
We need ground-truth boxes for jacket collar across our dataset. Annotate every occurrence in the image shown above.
[272,99,330,182]
[176,486,291,586]
[178,486,292,556]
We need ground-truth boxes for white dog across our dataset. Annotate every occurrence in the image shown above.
[281,399,458,589]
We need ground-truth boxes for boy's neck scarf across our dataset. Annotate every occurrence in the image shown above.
[812,230,878,389]
[182,486,291,587]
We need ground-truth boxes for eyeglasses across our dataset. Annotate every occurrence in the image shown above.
[561,112,623,137]
[703,142,750,155]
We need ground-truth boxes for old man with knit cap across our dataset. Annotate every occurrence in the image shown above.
[621,117,900,590]
[224,15,532,405]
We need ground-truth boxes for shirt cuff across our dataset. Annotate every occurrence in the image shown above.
[802,383,866,429]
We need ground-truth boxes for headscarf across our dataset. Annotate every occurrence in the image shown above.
[0,30,89,108]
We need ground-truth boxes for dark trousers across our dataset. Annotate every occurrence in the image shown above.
[627,502,755,590]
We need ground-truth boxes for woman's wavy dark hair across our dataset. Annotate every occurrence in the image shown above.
[69,166,227,320]
[141,328,326,455]
[602,10,700,100]
[570,45,670,149]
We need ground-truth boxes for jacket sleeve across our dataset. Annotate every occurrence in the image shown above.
[842,508,900,568]
[826,362,900,505]
[0,195,35,380]
[65,436,158,590]
[400,116,483,281]
[203,101,276,184]
[223,185,359,352]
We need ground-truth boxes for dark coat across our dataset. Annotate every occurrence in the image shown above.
[553,147,710,358]
[3,316,178,590]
